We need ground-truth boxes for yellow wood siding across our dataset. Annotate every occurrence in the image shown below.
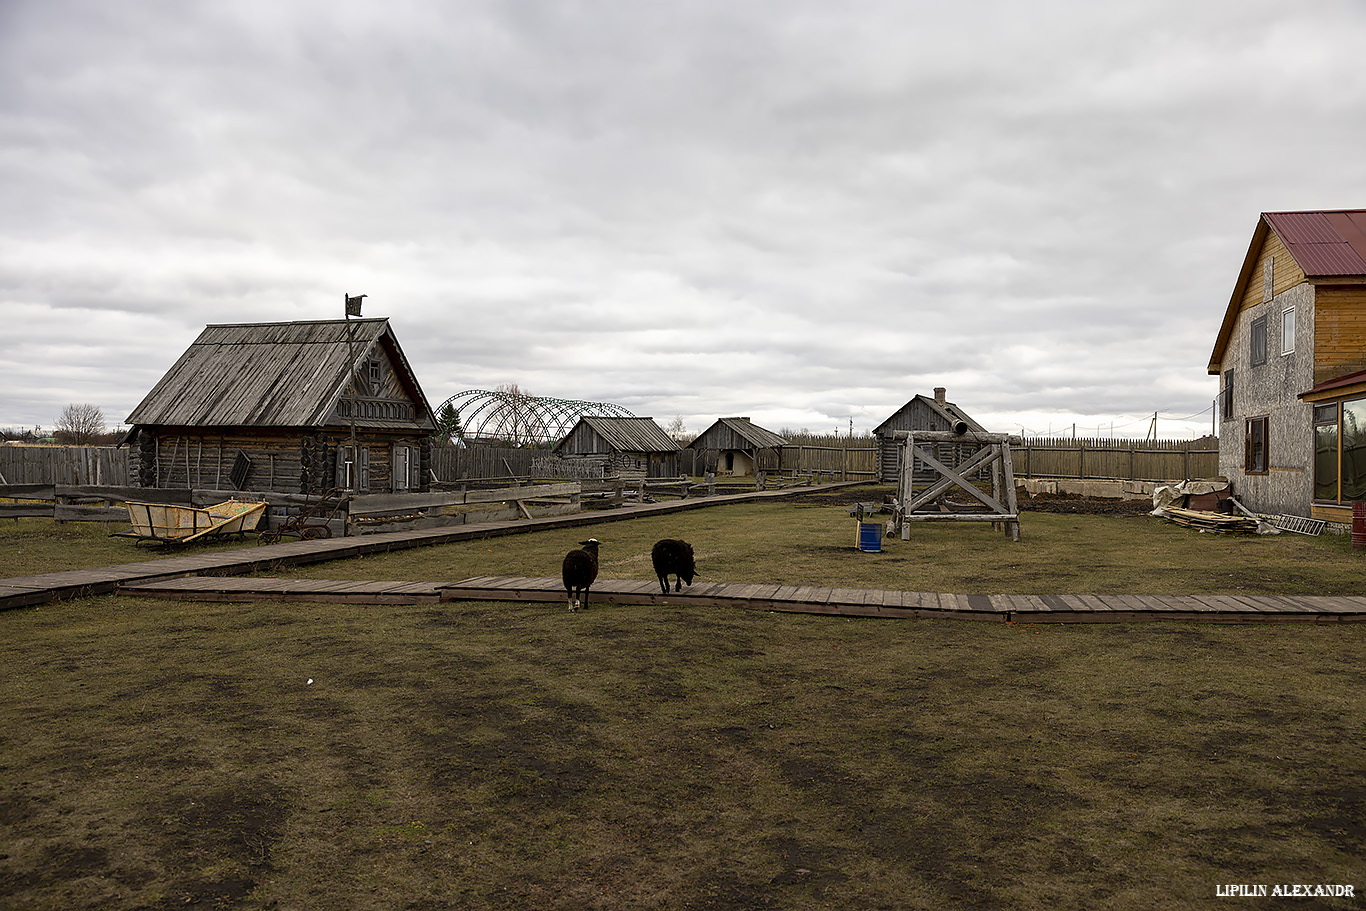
[1312,285,1366,385]
[1238,231,1304,313]
[1311,503,1352,525]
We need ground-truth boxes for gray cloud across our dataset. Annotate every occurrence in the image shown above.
[4,0,1364,438]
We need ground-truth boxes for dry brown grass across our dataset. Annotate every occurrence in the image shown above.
[1,487,1363,909]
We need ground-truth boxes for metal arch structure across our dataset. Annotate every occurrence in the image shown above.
[437,389,637,447]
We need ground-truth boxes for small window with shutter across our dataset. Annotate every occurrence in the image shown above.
[1250,316,1267,367]
[335,444,371,492]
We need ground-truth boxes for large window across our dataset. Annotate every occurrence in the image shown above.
[1313,397,1366,503]
[1314,404,1339,501]
[1244,416,1268,474]
[1250,316,1268,366]
[1345,398,1366,501]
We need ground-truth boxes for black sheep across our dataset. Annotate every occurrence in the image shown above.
[651,538,697,594]
[561,538,600,611]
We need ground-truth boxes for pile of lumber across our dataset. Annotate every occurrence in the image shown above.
[1160,506,1261,534]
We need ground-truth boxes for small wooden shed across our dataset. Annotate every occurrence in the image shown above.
[552,416,680,479]
[124,318,437,495]
[687,417,787,476]
[873,388,987,483]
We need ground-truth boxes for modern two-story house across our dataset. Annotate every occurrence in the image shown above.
[1207,210,1366,526]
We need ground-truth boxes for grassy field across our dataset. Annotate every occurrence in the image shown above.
[1,488,1363,909]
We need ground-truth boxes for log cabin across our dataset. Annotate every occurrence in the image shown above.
[872,388,987,483]
[687,417,787,477]
[1208,210,1366,526]
[124,319,438,495]
[552,416,680,479]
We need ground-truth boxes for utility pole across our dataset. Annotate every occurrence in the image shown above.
[344,293,366,490]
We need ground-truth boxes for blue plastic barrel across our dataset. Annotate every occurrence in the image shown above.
[857,521,882,552]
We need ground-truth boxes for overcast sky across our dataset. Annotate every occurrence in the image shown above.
[4,0,1364,441]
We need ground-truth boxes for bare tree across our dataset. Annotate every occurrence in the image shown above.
[54,403,105,445]
[492,383,535,446]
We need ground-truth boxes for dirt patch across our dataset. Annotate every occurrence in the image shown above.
[1017,491,1153,516]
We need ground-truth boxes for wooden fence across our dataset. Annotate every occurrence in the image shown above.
[1,438,1222,489]
[430,445,538,481]
[0,445,128,485]
[1009,437,1219,482]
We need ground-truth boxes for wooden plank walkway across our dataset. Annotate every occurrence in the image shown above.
[117,575,1366,624]
[0,482,863,611]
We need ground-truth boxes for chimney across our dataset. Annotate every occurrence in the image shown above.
[934,387,946,406]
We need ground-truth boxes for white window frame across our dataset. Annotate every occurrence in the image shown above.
[1281,306,1295,355]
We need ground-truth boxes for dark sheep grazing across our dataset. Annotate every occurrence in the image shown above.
[651,538,697,594]
[561,538,600,611]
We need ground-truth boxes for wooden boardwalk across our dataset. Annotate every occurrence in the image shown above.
[117,574,1366,624]
[0,482,862,611]
[7,480,1365,624]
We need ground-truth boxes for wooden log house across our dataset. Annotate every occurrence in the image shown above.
[552,416,681,479]
[687,417,787,477]
[123,319,438,495]
[873,388,988,483]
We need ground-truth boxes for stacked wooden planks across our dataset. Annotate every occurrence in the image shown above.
[1160,506,1261,534]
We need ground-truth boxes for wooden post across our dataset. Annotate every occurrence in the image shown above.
[1001,444,1021,542]
[899,431,914,540]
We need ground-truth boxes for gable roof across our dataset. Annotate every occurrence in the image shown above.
[555,416,679,453]
[873,394,985,436]
[126,318,436,429]
[1264,210,1366,276]
[688,417,787,450]
[1209,209,1366,373]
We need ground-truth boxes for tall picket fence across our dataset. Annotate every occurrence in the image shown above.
[1,438,1221,487]
[1010,437,1219,482]
[430,445,538,481]
[0,445,129,485]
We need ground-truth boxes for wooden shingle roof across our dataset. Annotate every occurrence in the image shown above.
[556,416,680,453]
[126,319,436,430]
[873,395,986,436]
[688,417,788,451]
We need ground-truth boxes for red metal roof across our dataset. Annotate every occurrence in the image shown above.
[1264,209,1366,276]
[1299,366,1366,398]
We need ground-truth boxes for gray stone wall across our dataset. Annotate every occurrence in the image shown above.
[1217,282,1316,514]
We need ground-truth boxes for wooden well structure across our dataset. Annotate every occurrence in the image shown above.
[889,427,1022,541]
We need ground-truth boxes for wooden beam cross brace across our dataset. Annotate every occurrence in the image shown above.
[905,443,1008,514]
